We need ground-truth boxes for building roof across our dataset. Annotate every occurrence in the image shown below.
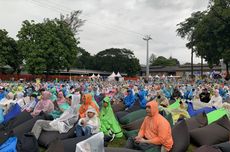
[59,68,127,76]
[141,64,221,73]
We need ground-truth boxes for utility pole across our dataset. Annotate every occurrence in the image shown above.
[143,35,152,77]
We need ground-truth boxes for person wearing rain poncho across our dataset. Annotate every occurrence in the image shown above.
[208,89,223,109]
[0,87,6,101]
[31,91,54,117]
[126,101,173,152]
[76,106,100,137]
[0,92,15,115]
[100,96,123,139]
[49,87,57,102]
[23,92,39,112]
[137,87,147,108]
[50,91,70,119]
[124,89,136,110]
[79,94,100,118]
[31,94,81,139]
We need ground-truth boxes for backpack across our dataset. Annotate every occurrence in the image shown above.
[17,133,39,152]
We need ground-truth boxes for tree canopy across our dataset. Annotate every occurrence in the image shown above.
[0,29,23,73]
[177,0,230,78]
[93,48,140,76]
[150,54,180,66]
[74,47,94,69]
[60,10,85,37]
[17,19,78,74]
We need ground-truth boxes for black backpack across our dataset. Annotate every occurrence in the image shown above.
[17,133,39,152]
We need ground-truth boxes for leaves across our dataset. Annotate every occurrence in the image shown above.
[17,19,78,74]
[150,55,180,66]
[0,29,23,73]
[94,48,140,76]
[177,0,230,73]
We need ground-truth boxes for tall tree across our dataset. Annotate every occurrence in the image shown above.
[94,48,140,76]
[176,11,205,78]
[0,29,23,73]
[60,10,85,37]
[17,19,78,75]
[193,0,230,78]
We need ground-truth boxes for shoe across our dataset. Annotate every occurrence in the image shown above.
[108,130,113,136]
[109,134,115,142]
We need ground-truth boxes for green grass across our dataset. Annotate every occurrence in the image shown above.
[187,144,196,152]
[108,136,127,147]
[39,147,46,152]
[108,137,197,152]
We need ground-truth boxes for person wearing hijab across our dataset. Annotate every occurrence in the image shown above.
[126,101,173,152]
[31,91,54,117]
[100,96,123,139]
[76,106,100,137]
[79,94,99,118]
[31,93,81,139]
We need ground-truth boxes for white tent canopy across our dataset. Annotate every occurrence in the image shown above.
[97,74,100,78]
[90,74,96,78]
[115,72,122,77]
[108,72,116,78]
[169,75,173,78]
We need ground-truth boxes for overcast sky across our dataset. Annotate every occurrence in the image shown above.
[0,0,209,65]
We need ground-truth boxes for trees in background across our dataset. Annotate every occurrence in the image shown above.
[74,47,95,69]
[73,48,141,76]
[17,19,79,75]
[149,54,180,66]
[93,48,140,76]
[176,11,205,77]
[0,29,23,73]
[194,0,230,78]
[177,0,230,79]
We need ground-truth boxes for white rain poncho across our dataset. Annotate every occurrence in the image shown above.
[75,132,104,152]
[49,94,81,133]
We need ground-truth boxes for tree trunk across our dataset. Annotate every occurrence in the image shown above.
[191,49,194,78]
[201,56,203,79]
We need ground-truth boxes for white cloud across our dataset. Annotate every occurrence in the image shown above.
[0,0,209,64]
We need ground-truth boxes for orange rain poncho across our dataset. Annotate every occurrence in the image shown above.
[138,101,173,151]
[79,94,99,118]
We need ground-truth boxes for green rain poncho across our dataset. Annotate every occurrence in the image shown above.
[100,96,123,138]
